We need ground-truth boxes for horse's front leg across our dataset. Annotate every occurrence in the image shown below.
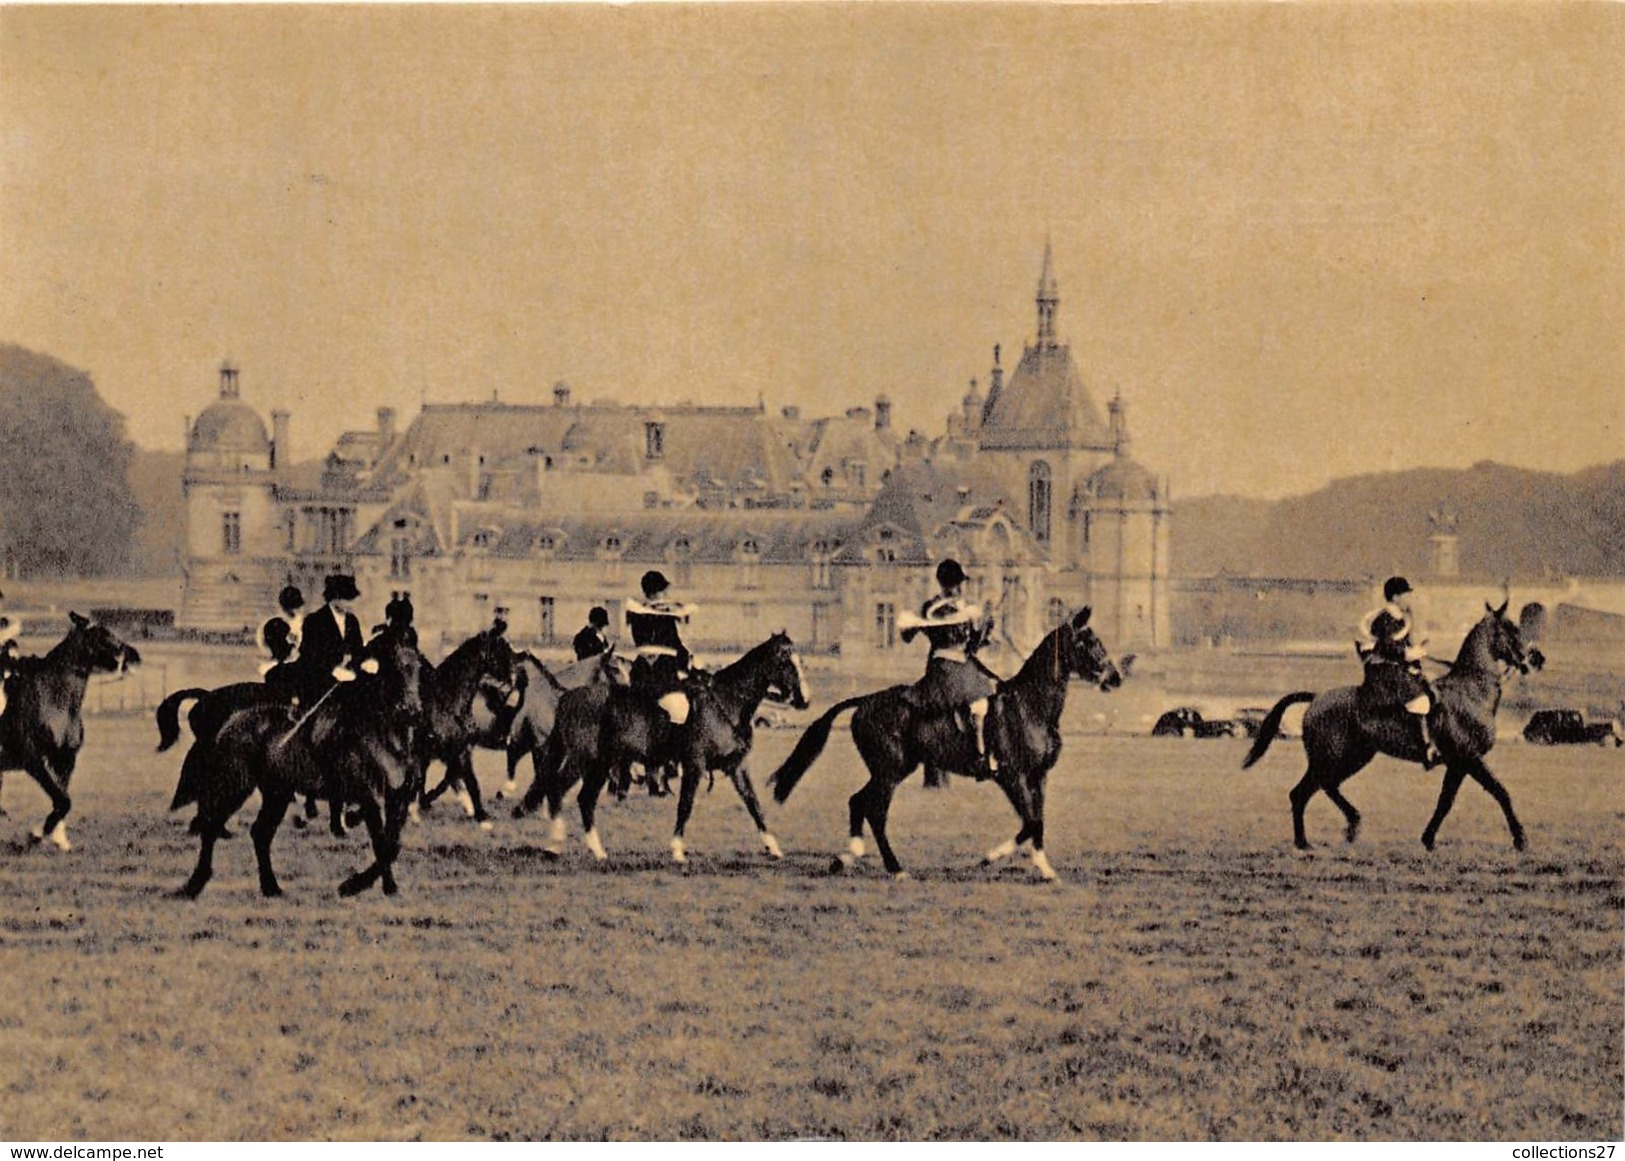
[339,795,389,897]
[577,760,612,861]
[670,759,702,865]
[984,770,1035,869]
[1454,756,1526,852]
[26,758,72,852]
[251,788,295,897]
[452,751,491,829]
[379,784,414,896]
[1025,775,1055,881]
[725,761,783,860]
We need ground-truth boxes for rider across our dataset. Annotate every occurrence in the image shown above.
[289,574,372,833]
[626,570,695,725]
[375,590,417,648]
[257,584,305,700]
[1359,575,1441,769]
[902,559,997,775]
[0,589,20,718]
[573,605,611,661]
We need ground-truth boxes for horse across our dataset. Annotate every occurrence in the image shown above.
[422,648,622,820]
[0,612,140,850]
[409,628,523,828]
[768,608,1121,881]
[514,632,810,865]
[177,625,424,898]
[159,681,282,837]
[1241,600,1542,852]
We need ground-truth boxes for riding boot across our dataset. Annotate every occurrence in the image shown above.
[973,708,997,779]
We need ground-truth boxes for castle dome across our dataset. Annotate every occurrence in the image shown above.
[190,399,270,455]
[1087,456,1160,503]
[188,363,270,456]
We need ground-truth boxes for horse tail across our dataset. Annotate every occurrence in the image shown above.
[156,688,212,753]
[770,695,870,804]
[1241,691,1316,769]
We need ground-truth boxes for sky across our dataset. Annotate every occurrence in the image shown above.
[1,3,1620,499]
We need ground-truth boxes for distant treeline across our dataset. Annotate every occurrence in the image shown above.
[1175,461,1625,581]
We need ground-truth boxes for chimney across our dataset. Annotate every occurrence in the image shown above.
[271,409,291,473]
[554,381,572,408]
[874,394,892,432]
[377,406,396,449]
[219,361,240,400]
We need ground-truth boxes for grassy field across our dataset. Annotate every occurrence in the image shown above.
[0,715,1619,1141]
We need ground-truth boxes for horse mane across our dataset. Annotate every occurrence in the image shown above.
[1438,608,1507,690]
[714,633,784,686]
[1007,621,1069,688]
[518,651,567,694]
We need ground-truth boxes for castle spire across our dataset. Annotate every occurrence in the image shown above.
[1036,238,1059,348]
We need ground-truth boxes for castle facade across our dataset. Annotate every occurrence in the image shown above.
[180,251,1172,668]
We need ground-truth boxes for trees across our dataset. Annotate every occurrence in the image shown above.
[0,344,142,577]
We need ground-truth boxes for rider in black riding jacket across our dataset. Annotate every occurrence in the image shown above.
[1359,575,1441,769]
[902,559,998,776]
[626,570,695,726]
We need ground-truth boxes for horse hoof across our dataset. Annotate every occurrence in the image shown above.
[382,880,399,897]
[338,878,365,898]
[762,834,784,860]
[829,855,848,875]
[290,815,308,830]
[29,824,44,843]
[892,870,911,882]
[261,885,284,898]
[541,846,562,861]
[479,820,495,833]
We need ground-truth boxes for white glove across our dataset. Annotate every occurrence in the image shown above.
[359,658,380,675]
[332,666,357,683]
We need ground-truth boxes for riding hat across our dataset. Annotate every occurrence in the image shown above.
[278,584,305,613]
[1384,576,1413,602]
[936,559,968,590]
[641,570,671,598]
[323,574,361,603]
[588,605,610,627]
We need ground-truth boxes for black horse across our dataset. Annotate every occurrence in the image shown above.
[515,632,809,865]
[0,612,140,850]
[159,680,278,837]
[1243,600,1541,852]
[412,628,522,828]
[425,647,621,820]
[178,625,424,898]
[770,608,1121,880]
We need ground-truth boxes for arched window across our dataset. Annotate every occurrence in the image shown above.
[1028,462,1052,543]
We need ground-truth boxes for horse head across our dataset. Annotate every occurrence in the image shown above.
[65,612,141,675]
[365,626,425,721]
[1483,599,1541,675]
[471,628,520,703]
[1063,607,1122,691]
[758,631,811,710]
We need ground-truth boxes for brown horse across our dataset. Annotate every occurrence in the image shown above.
[1242,600,1542,851]
[514,632,809,866]
[409,628,523,828]
[423,647,622,820]
[769,608,1121,880]
[178,625,424,898]
[0,612,140,850]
